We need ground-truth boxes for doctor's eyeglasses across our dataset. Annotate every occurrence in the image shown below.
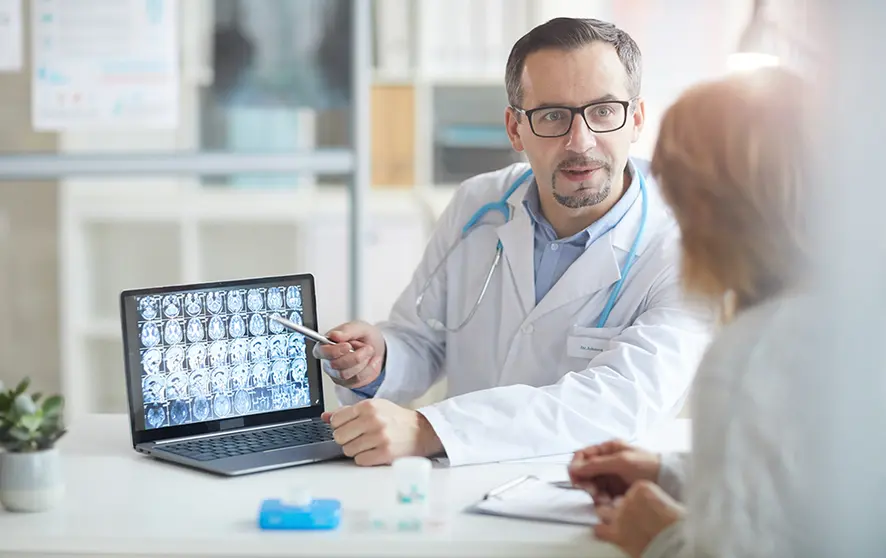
[511,99,634,138]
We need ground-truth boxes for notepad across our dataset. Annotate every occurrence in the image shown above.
[465,475,599,526]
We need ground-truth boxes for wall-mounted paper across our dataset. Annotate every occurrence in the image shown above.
[31,0,179,130]
[0,0,23,72]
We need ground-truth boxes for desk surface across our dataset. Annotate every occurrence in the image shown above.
[0,414,688,558]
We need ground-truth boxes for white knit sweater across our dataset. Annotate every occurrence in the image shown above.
[643,293,812,558]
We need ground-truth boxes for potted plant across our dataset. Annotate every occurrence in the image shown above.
[0,377,67,512]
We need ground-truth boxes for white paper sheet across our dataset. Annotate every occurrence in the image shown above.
[467,476,598,526]
[0,0,22,72]
[31,0,178,130]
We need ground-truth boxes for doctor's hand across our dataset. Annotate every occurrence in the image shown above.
[320,399,444,467]
[568,440,661,505]
[593,481,685,558]
[314,320,386,390]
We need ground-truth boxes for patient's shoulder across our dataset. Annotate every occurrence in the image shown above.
[698,293,811,383]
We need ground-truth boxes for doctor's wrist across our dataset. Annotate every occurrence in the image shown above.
[415,411,444,457]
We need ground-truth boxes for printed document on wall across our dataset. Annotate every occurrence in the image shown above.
[31,0,178,130]
[0,0,23,72]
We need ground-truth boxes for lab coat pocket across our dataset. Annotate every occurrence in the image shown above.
[566,326,621,359]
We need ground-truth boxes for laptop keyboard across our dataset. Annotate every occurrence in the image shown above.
[160,420,335,462]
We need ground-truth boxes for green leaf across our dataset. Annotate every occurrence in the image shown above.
[20,413,42,432]
[8,426,31,441]
[31,392,42,404]
[42,395,63,418]
[13,394,37,415]
[13,377,30,396]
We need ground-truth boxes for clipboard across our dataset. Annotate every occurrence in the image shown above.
[464,475,599,526]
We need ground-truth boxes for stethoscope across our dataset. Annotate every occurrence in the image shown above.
[416,165,649,332]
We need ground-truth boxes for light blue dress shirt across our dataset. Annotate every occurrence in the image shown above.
[350,162,642,398]
[523,168,640,304]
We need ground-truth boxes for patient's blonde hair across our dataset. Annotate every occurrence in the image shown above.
[651,67,809,319]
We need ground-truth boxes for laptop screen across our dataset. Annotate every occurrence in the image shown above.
[120,274,324,440]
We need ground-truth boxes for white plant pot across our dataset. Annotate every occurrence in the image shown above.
[0,448,65,512]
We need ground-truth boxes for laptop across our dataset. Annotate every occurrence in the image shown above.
[119,273,344,476]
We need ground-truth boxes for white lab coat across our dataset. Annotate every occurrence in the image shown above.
[336,161,714,466]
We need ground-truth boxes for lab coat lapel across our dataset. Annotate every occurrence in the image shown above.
[495,203,536,316]
[527,178,659,322]
[528,235,621,322]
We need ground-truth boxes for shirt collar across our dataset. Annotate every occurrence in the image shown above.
[522,179,570,243]
[599,160,642,246]
[521,161,641,247]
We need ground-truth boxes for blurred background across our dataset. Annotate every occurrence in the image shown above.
[0,0,812,418]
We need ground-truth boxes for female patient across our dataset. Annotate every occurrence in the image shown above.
[568,66,810,557]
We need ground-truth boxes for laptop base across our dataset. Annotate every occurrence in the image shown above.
[140,439,345,476]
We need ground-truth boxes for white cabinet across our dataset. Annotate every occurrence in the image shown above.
[59,184,446,418]
[298,214,350,333]
[366,213,426,321]
[197,222,303,284]
[83,221,183,323]
[297,197,428,332]
[296,204,430,413]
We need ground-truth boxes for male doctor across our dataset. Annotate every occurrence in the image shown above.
[317,17,712,466]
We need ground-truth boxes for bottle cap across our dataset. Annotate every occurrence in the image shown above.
[392,456,432,473]
[285,487,312,508]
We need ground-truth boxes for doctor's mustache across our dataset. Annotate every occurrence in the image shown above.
[557,157,611,172]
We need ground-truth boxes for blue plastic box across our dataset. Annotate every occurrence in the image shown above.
[258,498,342,530]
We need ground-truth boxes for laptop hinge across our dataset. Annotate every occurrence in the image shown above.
[152,417,314,445]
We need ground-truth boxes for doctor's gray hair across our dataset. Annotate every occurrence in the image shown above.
[505,17,642,108]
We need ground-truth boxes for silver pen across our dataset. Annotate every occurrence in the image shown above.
[482,475,537,500]
[269,314,334,345]
[550,480,582,490]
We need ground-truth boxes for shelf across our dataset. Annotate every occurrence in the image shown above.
[421,74,506,87]
[65,185,425,222]
[372,71,415,86]
[372,71,507,88]
[436,124,512,149]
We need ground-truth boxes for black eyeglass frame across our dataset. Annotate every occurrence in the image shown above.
[510,98,638,138]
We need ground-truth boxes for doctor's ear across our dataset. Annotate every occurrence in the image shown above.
[630,97,646,143]
[505,107,526,152]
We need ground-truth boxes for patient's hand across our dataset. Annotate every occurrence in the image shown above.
[593,481,685,558]
[568,440,661,504]
[321,399,443,466]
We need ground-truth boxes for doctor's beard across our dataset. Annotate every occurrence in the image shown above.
[551,158,612,209]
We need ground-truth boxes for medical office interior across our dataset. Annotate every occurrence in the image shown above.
[2,0,885,554]
[0,0,807,417]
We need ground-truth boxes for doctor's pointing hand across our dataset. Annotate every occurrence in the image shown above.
[313,17,713,467]
[315,322,444,466]
[314,321,385,389]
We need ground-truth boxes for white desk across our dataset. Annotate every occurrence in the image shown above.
[0,414,689,558]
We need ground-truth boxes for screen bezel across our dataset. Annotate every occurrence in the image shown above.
[119,273,326,446]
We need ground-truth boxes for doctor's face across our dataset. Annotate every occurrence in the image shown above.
[506,42,645,209]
